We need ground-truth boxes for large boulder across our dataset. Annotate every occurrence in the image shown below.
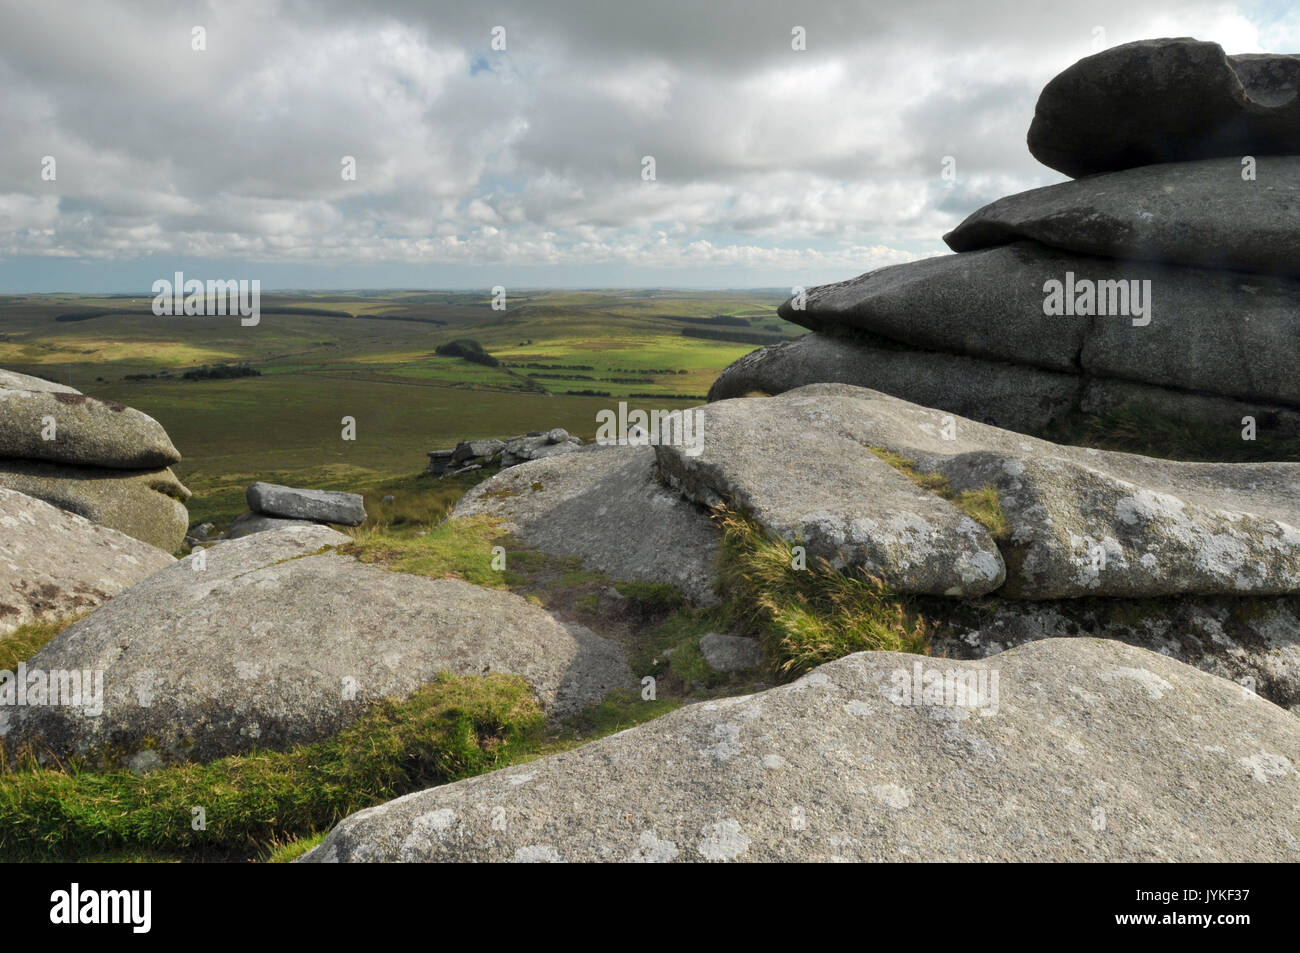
[0,459,190,553]
[0,370,79,394]
[0,487,174,635]
[777,241,1300,408]
[1,527,631,767]
[1028,38,1300,178]
[0,389,180,468]
[707,332,1080,433]
[246,482,366,526]
[945,157,1300,277]
[453,446,720,605]
[302,638,1300,862]
[225,511,322,540]
[660,385,1300,599]
[653,393,1007,597]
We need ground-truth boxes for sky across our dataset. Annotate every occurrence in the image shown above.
[0,0,1297,292]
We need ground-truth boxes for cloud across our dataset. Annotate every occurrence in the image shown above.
[0,0,1288,288]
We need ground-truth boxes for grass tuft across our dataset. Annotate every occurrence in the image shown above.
[713,509,929,678]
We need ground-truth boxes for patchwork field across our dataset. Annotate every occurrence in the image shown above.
[0,289,798,524]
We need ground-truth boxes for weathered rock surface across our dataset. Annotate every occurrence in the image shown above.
[0,389,181,468]
[931,594,1300,714]
[0,370,79,394]
[945,157,1300,277]
[0,487,174,635]
[0,459,190,552]
[707,332,1080,433]
[1028,38,1300,178]
[225,511,321,539]
[1,527,632,766]
[654,393,1007,597]
[666,385,1300,599]
[699,632,761,673]
[302,638,1300,862]
[453,446,720,605]
[246,482,366,526]
[777,241,1300,408]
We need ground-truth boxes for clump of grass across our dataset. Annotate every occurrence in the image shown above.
[0,614,87,670]
[869,448,1009,541]
[0,673,542,859]
[714,509,928,678]
[341,515,512,588]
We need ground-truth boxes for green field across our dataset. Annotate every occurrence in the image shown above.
[0,289,798,525]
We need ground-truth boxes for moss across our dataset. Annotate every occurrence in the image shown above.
[867,447,1010,542]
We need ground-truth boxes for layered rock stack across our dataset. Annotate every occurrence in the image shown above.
[0,368,190,551]
[711,38,1300,437]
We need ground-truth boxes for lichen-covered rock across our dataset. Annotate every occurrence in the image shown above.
[224,511,321,539]
[0,459,190,552]
[0,370,79,394]
[1,527,632,766]
[0,389,181,468]
[454,445,720,605]
[302,638,1300,862]
[945,157,1300,277]
[665,385,1300,599]
[0,487,174,635]
[654,393,1006,597]
[930,594,1300,714]
[1028,38,1300,178]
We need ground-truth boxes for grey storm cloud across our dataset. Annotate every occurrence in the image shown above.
[0,0,1292,286]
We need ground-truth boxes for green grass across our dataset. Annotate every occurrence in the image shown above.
[0,673,543,860]
[714,509,930,678]
[868,448,1010,541]
[341,515,515,588]
[0,615,86,670]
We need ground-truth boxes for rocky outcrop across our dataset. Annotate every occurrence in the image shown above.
[0,487,174,635]
[0,371,189,551]
[654,391,1006,597]
[1,527,632,767]
[453,445,720,605]
[944,157,1300,276]
[712,40,1300,440]
[0,390,181,468]
[302,638,1300,862]
[0,458,190,553]
[659,385,1300,600]
[429,429,584,477]
[1027,38,1300,178]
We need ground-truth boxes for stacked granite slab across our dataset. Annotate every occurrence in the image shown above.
[711,38,1300,437]
[0,368,190,551]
